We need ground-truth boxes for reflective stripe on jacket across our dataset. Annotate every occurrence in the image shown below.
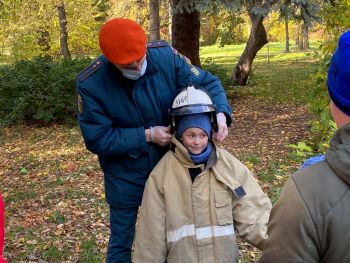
[133,136,272,263]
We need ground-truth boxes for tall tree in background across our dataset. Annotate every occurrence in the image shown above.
[57,3,71,58]
[0,0,101,60]
[302,23,309,50]
[170,0,201,67]
[280,3,291,53]
[284,18,290,52]
[287,0,319,51]
[149,0,160,41]
[232,7,268,85]
[172,0,320,86]
[163,0,172,43]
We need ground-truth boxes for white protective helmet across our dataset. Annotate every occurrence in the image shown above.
[170,84,217,131]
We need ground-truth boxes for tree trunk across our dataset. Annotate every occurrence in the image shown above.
[168,1,172,44]
[284,18,290,53]
[136,0,143,24]
[232,12,267,86]
[149,0,160,41]
[161,0,171,43]
[295,22,300,48]
[171,1,201,67]
[302,23,309,50]
[299,24,304,50]
[57,4,71,58]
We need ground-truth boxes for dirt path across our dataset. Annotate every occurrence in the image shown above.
[223,94,313,163]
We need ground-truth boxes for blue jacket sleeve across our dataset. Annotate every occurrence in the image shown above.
[172,51,232,125]
[77,83,148,158]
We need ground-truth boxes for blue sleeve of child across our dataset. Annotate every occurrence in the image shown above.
[301,154,325,169]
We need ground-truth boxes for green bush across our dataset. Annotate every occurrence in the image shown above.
[0,56,92,126]
[201,57,231,90]
[309,109,337,152]
[304,0,350,152]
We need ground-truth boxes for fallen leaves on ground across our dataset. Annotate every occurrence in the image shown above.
[0,94,313,262]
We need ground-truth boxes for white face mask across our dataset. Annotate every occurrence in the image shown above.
[119,58,147,80]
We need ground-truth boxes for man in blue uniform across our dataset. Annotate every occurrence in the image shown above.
[76,18,232,262]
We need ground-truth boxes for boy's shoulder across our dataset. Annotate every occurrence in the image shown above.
[216,146,245,166]
[150,150,179,174]
[215,146,251,177]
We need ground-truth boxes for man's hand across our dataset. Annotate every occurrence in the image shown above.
[145,126,172,146]
[213,112,228,142]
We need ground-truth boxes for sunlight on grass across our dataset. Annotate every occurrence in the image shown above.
[200,41,319,105]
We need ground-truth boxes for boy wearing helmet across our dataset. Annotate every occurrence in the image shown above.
[133,85,272,263]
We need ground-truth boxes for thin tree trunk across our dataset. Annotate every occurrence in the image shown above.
[232,12,267,86]
[136,0,143,24]
[299,24,304,50]
[171,1,201,67]
[285,18,290,52]
[296,22,300,48]
[303,23,309,50]
[149,0,160,41]
[168,0,172,44]
[57,4,71,58]
[161,0,171,43]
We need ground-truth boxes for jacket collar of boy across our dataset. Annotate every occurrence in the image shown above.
[171,136,245,198]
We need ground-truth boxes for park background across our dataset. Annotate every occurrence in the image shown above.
[0,0,350,262]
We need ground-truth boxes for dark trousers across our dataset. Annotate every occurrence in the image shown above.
[106,206,139,263]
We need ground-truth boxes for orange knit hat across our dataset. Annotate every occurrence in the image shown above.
[99,18,147,65]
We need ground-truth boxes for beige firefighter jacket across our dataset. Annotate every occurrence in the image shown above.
[259,123,350,263]
[133,137,272,263]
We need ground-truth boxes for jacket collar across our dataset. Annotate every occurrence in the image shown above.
[171,136,218,168]
[171,136,245,198]
[326,122,350,186]
[172,136,199,166]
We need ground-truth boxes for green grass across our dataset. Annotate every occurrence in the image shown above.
[6,190,38,203]
[78,240,103,263]
[41,247,68,262]
[200,41,320,105]
[200,40,320,60]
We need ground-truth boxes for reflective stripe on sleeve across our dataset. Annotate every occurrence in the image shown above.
[167,224,235,243]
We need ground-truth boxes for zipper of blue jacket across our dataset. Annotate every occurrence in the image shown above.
[132,75,153,173]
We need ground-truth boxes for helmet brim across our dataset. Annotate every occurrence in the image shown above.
[171,104,216,116]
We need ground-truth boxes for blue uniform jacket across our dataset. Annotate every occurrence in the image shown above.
[77,41,232,207]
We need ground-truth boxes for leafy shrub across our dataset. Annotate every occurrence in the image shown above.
[201,57,231,90]
[288,111,336,159]
[304,0,350,152]
[0,56,92,126]
[309,109,337,153]
[288,142,314,160]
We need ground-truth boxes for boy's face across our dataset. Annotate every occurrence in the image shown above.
[181,127,209,155]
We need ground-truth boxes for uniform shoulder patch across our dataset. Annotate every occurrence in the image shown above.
[77,58,102,82]
[147,40,169,48]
